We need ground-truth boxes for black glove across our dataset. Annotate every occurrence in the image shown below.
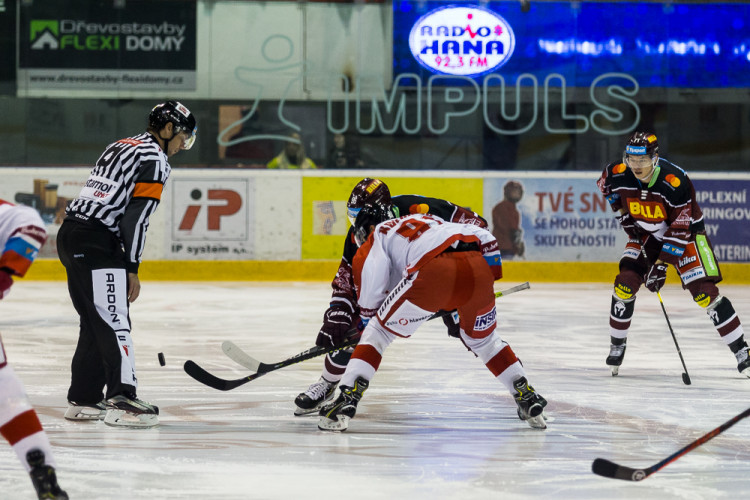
[315,304,355,348]
[441,310,461,338]
[615,212,641,239]
[645,262,668,293]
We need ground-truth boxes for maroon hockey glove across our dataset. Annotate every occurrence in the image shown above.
[615,212,641,239]
[645,262,668,293]
[316,304,356,348]
[0,270,12,300]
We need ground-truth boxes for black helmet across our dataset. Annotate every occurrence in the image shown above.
[353,203,395,247]
[624,131,658,158]
[148,100,197,150]
[347,178,392,225]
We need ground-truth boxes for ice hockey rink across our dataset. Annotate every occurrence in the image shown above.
[1,281,749,500]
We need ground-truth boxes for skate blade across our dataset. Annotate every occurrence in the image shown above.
[317,415,350,432]
[104,409,159,429]
[64,406,106,421]
[294,406,320,417]
[525,414,547,430]
[611,366,619,376]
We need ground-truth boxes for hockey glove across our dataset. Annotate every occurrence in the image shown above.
[316,304,356,348]
[645,262,668,293]
[0,270,12,300]
[442,310,461,338]
[615,212,641,239]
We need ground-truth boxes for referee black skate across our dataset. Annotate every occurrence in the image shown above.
[58,101,196,428]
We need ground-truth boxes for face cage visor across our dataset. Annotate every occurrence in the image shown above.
[180,125,197,150]
[347,206,361,226]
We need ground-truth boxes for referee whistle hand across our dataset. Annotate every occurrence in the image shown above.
[128,272,141,302]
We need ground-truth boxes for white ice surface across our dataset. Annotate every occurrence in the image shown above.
[1,281,749,499]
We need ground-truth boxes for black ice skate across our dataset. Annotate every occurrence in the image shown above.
[27,449,68,500]
[64,399,107,421]
[735,346,750,378]
[606,337,627,376]
[318,377,369,432]
[513,377,547,430]
[294,377,338,416]
[104,393,159,428]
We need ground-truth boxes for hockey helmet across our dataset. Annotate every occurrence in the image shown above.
[623,131,659,178]
[148,100,197,150]
[347,178,392,225]
[353,202,395,247]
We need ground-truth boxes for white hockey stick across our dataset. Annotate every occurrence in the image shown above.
[222,282,530,371]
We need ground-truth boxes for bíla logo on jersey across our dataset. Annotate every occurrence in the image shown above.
[474,306,496,331]
[409,5,515,77]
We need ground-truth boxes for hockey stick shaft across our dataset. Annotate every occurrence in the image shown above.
[657,290,692,385]
[592,406,750,481]
[223,282,531,372]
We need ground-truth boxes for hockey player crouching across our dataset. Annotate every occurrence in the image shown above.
[317,203,548,432]
[598,131,749,377]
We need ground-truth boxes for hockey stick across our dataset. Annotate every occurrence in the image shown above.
[641,247,691,385]
[592,406,750,481]
[184,334,361,391]
[657,290,692,386]
[222,282,532,371]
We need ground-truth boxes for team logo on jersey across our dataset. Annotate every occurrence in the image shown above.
[409,5,515,77]
[664,174,681,188]
[627,199,666,221]
[474,306,496,331]
[613,163,627,174]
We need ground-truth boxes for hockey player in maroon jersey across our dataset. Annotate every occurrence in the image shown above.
[0,199,68,499]
[597,132,748,377]
[317,203,547,432]
[294,178,488,416]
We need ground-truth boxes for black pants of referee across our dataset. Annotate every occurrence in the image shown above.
[57,218,138,404]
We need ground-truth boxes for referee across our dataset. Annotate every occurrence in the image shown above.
[57,101,196,428]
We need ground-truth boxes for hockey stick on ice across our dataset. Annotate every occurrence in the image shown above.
[642,247,691,385]
[592,406,750,481]
[222,282,531,371]
[657,290,692,386]
[184,333,361,391]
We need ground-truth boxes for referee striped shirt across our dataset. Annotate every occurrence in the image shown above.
[66,132,170,273]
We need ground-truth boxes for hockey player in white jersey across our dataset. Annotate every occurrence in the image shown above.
[0,200,68,499]
[318,203,547,432]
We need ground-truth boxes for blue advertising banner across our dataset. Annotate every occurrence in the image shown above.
[484,175,750,263]
[395,1,750,88]
[693,179,750,263]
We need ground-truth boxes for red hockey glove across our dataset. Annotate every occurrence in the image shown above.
[615,212,641,239]
[0,270,12,300]
[645,262,668,293]
[316,303,356,348]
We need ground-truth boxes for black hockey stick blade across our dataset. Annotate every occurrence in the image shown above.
[682,372,692,385]
[183,360,263,391]
[592,458,649,481]
[592,406,750,481]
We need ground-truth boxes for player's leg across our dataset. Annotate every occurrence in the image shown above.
[607,240,650,375]
[679,237,748,377]
[0,338,67,499]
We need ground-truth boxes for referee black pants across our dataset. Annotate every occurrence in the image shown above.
[57,219,137,404]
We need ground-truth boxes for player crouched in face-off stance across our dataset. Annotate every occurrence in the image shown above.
[0,200,68,499]
[598,132,748,377]
[317,203,548,432]
[57,101,197,428]
[295,178,488,416]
